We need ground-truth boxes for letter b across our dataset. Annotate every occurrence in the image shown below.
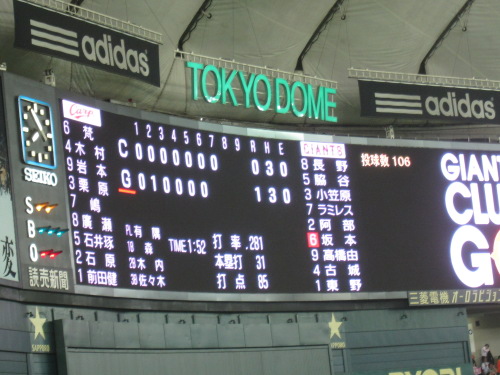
[27,220,36,238]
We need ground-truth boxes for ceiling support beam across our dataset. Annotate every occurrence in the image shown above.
[177,0,213,54]
[418,0,475,75]
[295,0,345,72]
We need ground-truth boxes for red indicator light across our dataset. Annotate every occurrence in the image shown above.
[49,250,63,259]
[118,188,137,195]
[39,249,63,259]
[307,232,320,248]
[40,249,53,258]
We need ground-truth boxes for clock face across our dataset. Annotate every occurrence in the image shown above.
[18,96,57,169]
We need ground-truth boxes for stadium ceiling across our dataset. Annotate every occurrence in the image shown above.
[2,0,500,142]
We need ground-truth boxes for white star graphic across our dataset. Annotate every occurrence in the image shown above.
[29,307,46,340]
[328,313,343,339]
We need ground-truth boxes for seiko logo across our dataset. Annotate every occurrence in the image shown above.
[425,92,495,120]
[24,167,58,187]
[82,34,150,77]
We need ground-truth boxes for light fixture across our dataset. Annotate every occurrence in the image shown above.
[56,229,69,237]
[43,69,56,87]
[45,204,58,213]
[35,202,49,211]
[176,51,337,93]
[40,250,52,258]
[38,227,69,237]
[35,202,58,213]
[40,249,63,259]
[34,0,162,44]
[37,226,51,234]
[348,68,500,91]
[47,227,58,235]
[49,250,63,259]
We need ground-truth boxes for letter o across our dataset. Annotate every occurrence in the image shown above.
[291,81,308,117]
[252,74,272,111]
[50,173,58,186]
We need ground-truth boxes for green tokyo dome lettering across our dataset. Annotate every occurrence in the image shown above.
[186,61,337,123]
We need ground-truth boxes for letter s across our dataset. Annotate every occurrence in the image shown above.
[485,101,495,120]
[139,53,149,77]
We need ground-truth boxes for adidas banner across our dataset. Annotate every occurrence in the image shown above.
[13,0,160,86]
[358,80,497,123]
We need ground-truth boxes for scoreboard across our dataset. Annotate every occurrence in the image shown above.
[2,72,500,304]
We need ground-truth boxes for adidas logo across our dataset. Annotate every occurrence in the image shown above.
[374,91,496,120]
[29,19,150,77]
[424,92,495,120]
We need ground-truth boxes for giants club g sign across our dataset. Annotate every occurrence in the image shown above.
[358,80,497,123]
[13,0,160,86]
[441,152,500,288]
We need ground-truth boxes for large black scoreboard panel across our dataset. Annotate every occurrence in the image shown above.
[2,72,500,303]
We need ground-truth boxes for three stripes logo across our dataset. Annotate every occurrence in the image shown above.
[360,80,498,122]
[374,92,423,115]
[29,19,79,58]
[14,0,160,86]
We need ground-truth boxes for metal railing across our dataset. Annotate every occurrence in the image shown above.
[21,0,162,44]
[176,50,337,89]
[349,68,500,91]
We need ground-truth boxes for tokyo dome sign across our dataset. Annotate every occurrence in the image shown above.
[186,61,337,123]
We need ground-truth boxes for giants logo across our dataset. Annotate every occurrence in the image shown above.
[442,152,500,287]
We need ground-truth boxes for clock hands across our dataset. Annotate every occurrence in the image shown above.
[31,130,40,143]
[30,107,48,141]
[20,98,56,168]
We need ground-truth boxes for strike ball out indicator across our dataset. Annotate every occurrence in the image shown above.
[37,226,69,237]
[39,249,63,259]
[35,202,58,213]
